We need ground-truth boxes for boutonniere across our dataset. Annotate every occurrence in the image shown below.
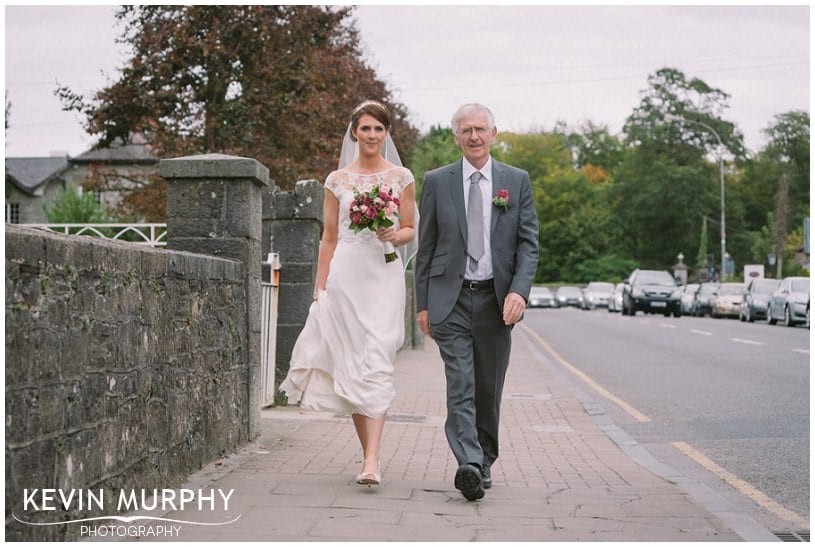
[492,189,509,211]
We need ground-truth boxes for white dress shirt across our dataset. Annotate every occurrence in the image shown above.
[462,157,494,280]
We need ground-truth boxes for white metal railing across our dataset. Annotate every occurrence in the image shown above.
[18,223,167,247]
[261,252,281,407]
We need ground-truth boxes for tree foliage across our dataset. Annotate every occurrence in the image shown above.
[556,121,625,173]
[45,187,111,224]
[408,125,460,194]
[57,5,419,192]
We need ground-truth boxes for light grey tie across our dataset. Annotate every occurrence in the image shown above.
[467,171,484,270]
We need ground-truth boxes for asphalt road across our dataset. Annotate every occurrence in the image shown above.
[523,305,810,534]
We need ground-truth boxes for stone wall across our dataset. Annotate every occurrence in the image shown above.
[262,179,324,383]
[5,226,249,541]
[5,154,268,541]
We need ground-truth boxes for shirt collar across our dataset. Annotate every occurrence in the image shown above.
[462,156,492,183]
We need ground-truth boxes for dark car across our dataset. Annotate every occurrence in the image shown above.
[767,276,810,327]
[621,269,682,317]
[527,286,555,308]
[693,283,720,317]
[739,278,780,322]
[554,286,583,308]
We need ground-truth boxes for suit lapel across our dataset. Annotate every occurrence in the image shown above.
[490,161,503,235]
[448,160,467,240]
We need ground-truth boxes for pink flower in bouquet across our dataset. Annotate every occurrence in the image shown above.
[348,184,402,263]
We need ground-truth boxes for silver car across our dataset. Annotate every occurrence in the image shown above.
[581,282,614,310]
[608,283,624,313]
[681,283,700,315]
[739,278,779,322]
[528,286,555,308]
[712,283,746,319]
[767,276,810,327]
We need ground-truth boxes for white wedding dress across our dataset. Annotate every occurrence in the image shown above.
[279,166,415,419]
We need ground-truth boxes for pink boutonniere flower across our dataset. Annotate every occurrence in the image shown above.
[492,189,509,211]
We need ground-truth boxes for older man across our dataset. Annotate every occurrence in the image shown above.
[415,103,539,500]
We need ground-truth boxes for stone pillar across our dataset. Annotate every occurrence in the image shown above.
[160,153,269,438]
[262,180,324,384]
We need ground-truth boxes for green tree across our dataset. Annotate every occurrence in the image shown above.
[57,5,419,197]
[696,217,709,269]
[493,131,571,183]
[614,67,746,270]
[535,166,619,282]
[45,187,111,224]
[409,125,460,195]
[556,121,625,173]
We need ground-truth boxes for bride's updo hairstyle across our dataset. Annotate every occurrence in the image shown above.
[349,100,391,142]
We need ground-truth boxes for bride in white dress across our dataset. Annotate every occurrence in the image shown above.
[279,100,416,486]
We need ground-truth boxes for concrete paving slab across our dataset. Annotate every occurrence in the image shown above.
[103,327,769,541]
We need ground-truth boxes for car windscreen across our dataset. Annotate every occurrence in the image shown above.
[718,285,745,295]
[791,279,810,293]
[637,271,675,285]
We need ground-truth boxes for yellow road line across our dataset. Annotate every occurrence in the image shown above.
[673,441,810,530]
[519,323,651,423]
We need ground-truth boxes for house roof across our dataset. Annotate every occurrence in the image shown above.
[71,140,158,164]
[5,157,70,195]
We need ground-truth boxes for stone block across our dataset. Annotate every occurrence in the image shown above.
[224,181,263,239]
[270,220,322,263]
[279,262,317,285]
[160,154,270,185]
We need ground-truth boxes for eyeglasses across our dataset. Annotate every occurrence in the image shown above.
[455,126,490,137]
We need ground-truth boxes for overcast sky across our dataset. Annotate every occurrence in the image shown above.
[3,4,810,158]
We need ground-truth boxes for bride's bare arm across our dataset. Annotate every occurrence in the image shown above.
[314,189,339,296]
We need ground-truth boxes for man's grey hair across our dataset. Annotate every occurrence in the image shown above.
[451,103,496,134]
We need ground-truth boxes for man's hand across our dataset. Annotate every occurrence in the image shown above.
[416,310,433,338]
[502,292,526,325]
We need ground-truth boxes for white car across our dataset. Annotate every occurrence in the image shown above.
[581,282,614,310]
[528,286,555,308]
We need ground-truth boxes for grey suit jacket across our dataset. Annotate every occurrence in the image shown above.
[415,158,539,325]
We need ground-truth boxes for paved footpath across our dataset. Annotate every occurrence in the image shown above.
[129,326,779,542]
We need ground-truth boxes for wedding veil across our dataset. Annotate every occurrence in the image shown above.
[337,125,420,270]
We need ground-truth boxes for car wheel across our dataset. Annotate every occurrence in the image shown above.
[746,308,754,322]
[767,307,777,325]
[674,309,681,318]
[784,306,794,327]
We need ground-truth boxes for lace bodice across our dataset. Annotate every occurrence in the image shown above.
[326,166,415,244]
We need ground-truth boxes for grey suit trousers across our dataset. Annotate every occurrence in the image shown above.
[431,285,512,470]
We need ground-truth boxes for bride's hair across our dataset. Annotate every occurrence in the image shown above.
[349,100,391,142]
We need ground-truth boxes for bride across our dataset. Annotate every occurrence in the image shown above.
[279,100,416,487]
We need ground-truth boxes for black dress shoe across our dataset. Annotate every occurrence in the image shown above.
[454,464,484,501]
[481,466,492,489]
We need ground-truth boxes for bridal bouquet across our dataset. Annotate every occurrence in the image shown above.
[349,185,401,263]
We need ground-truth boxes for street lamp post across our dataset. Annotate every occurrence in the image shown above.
[666,115,726,281]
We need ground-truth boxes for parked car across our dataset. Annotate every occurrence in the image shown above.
[608,283,624,313]
[554,286,583,308]
[681,283,700,315]
[739,278,780,322]
[712,283,746,318]
[767,276,810,327]
[621,269,682,317]
[693,283,720,317]
[528,286,555,308]
[581,282,615,310]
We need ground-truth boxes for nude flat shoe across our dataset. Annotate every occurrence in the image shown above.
[356,460,381,486]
